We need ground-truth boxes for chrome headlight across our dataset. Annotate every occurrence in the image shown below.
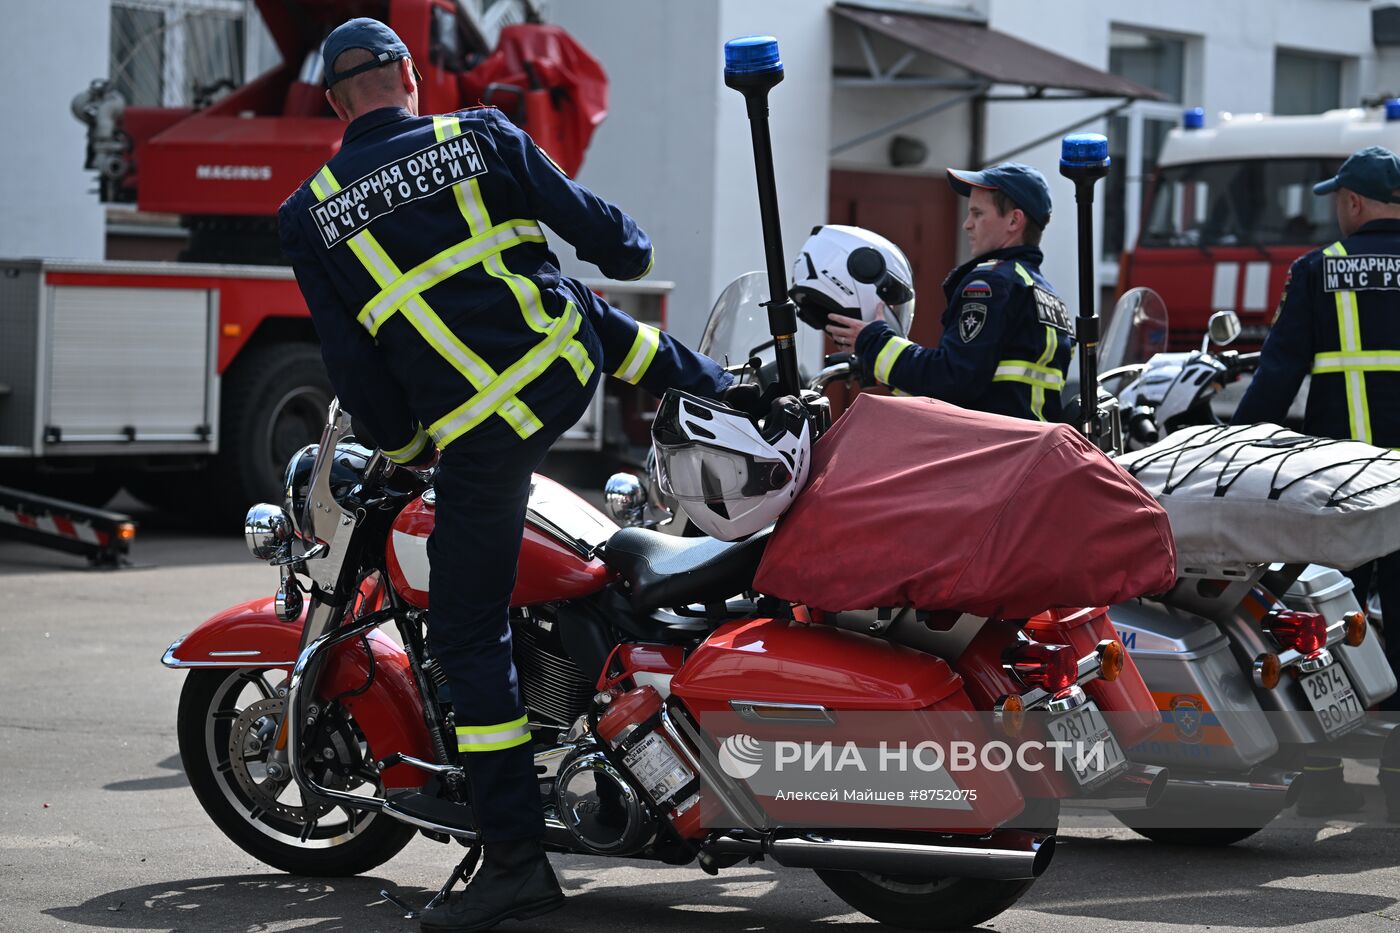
[245,503,293,560]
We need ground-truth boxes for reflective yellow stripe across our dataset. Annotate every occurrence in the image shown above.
[873,335,915,386]
[356,221,547,334]
[311,164,540,441]
[383,425,430,465]
[1013,262,1035,286]
[625,251,655,282]
[1316,242,1373,444]
[456,714,531,752]
[436,115,593,387]
[614,321,661,385]
[1022,326,1059,421]
[430,301,586,448]
[993,360,1066,389]
[1313,352,1400,372]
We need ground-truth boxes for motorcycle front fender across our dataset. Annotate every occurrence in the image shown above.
[163,597,434,789]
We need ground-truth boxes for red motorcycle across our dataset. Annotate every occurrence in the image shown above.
[164,396,1162,930]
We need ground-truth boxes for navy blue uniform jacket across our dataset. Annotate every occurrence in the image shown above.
[854,245,1074,422]
[1233,218,1400,448]
[279,106,729,460]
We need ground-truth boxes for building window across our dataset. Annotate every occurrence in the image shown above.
[110,0,248,109]
[1274,49,1342,116]
[1103,27,1193,265]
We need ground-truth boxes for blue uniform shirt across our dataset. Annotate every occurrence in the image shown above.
[854,245,1074,422]
[279,106,729,461]
[1233,218,1400,448]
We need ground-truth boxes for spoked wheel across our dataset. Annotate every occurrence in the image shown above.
[177,668,415,876]
[815,800,1059,930]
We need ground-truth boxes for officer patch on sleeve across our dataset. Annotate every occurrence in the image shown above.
[962,279,993,299]
[309,132,489,248]
[1033,287,1072,333]
[958,303,988,342]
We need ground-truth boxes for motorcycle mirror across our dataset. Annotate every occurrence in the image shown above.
[604,472,647,527]
[1206,309,1242,350]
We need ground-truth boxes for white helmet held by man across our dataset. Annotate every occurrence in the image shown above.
[651,390,811,541]
[789,225,916,337]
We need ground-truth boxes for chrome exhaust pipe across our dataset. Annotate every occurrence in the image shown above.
[1062,763,1168,811]
[706,830,1054,881]
[1154,767,1299,812]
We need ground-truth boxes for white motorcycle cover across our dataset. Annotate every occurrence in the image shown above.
[1117,424,1400,571]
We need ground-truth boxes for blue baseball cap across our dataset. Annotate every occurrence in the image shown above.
[1313,145,1400,202]
[322,18,412,87]
[947,162,1053,228]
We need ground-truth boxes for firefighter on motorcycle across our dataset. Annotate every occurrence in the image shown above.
[276,17,741,931]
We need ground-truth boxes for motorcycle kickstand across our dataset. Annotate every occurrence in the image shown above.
[380,843,481,920]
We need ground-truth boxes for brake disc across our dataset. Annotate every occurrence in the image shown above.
[227,696,332,824]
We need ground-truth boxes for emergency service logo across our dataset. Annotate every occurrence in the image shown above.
[1171,694,1204,744]
[958,303,988,342]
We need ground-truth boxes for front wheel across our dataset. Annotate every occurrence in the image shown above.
[815,800,1058,930]
[177,667,415,876]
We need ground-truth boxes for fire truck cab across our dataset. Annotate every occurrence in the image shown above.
[1122,103,1400,350]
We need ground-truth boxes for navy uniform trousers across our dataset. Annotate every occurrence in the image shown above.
[425,366,598,841]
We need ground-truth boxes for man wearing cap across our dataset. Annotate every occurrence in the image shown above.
[277,18,734,931]
[1232,144,1400,821]
[825,162,1074,422]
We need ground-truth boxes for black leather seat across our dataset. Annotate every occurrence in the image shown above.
[601,526,769,613]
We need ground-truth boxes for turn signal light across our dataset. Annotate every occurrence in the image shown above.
[1254,652,1281,689]
[1344,610,1368,647]
[1098,641,1125,683]
[116,522,137,542]
[1265,610,1328,655]
[1006,642,1078,693]
[994,694,1025,737]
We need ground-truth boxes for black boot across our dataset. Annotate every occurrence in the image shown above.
[420,838,564,933]
[1381,728,1400,824]
[1294,757,1366,818]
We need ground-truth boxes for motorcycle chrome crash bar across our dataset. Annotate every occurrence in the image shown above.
[285,609,400,816]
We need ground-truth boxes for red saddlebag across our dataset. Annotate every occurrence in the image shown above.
[753,394,1176,617]
[460,24,608,177]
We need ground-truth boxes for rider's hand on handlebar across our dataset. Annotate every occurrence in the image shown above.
[721,381,775,419]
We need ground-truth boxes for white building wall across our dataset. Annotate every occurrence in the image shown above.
[985,0,1376,311]
[553,0,832,352]
[0,0,110,260]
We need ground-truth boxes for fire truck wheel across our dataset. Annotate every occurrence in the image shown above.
[215,344,333,521]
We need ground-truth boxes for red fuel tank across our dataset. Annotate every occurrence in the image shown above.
[385,474,618,608]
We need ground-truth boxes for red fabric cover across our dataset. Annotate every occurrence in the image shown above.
[460,24,608,177]
[753,394,1176,617]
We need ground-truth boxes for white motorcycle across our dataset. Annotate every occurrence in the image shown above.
[1092,288,1399,845]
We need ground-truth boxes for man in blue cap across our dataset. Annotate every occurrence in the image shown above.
[824,162,1074,422]
[277,18,735,931]
[1233,144,1400,820]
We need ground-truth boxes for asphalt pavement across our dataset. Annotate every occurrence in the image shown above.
[4,517,1400,933]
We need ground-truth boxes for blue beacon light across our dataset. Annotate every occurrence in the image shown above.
[724,35,783,77]
[1183,107,1206,130]
[1060,133,1110,171]
[1386,99,1400,122]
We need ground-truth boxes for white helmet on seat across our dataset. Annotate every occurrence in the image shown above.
[651,390,811,541]
[790,224,916,337]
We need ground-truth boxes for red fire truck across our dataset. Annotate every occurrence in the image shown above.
[0,0,657,522]
[1120,102,1400,350]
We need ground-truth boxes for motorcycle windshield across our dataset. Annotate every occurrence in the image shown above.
[1098,287,1169,372]
[698,272,815,383]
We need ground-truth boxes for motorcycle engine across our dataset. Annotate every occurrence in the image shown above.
[553,745,654,855]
